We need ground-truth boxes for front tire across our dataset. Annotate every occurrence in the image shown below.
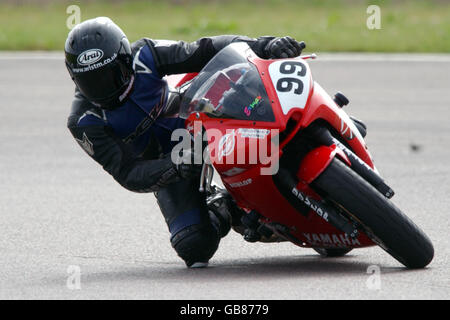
[312,158,434,269]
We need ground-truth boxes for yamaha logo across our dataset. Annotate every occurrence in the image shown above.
[77,49,104,66]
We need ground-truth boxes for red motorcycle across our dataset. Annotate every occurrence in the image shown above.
[167,42,434,269]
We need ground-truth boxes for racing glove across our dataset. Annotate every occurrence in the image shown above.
[263,36,306,59]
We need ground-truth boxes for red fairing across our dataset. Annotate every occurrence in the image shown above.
[165,72,198,88]
[251,55,375,169]
[297,144,350,184]
[300,82,375,168]
[179,44,375,248]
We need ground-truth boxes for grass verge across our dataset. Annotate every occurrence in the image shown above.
[0,0,449,52]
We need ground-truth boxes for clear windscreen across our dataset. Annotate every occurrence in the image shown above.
[179,43,275,122]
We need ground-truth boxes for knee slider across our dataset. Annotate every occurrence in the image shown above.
[170,224,220,267]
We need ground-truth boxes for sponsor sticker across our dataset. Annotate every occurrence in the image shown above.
[228,178,252,188]
[218,130,236,159]
[77,49,104,66]
[292,187,329,222]
[72,53,117,73]
[238,128,270,139]
[244,96,262,116]
[303,233,361,247]
[222,167,246,177]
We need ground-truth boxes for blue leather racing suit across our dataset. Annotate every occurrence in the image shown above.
[67,35,277,266]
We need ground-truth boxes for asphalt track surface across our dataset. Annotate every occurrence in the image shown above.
[0,52,449,300]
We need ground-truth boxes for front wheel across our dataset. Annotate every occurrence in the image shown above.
[312,158,434,269]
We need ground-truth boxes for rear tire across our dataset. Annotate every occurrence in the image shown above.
[312,158,434,269]
[313,248,353,257]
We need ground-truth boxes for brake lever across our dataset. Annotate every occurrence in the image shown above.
[301,53,317,60]
[199,162,207,192]
[199,163,214,193]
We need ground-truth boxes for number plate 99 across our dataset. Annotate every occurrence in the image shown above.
[268,59,312,115]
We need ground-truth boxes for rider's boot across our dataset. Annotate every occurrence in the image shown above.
[208,189,286,243]
[207,188,244,238]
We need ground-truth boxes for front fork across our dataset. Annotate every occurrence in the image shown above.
[276,167,359,238]
[275,125,395,238]
[306,126,394,198]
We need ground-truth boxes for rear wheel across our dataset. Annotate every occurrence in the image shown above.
[312,158,434,269]
[313,248,352,257]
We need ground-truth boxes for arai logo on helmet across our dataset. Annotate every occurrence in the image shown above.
[77,49,104,66]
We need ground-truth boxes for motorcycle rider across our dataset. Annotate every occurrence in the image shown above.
[65,17,305,267]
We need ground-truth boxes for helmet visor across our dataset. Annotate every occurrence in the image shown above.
[70,59,131,103]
